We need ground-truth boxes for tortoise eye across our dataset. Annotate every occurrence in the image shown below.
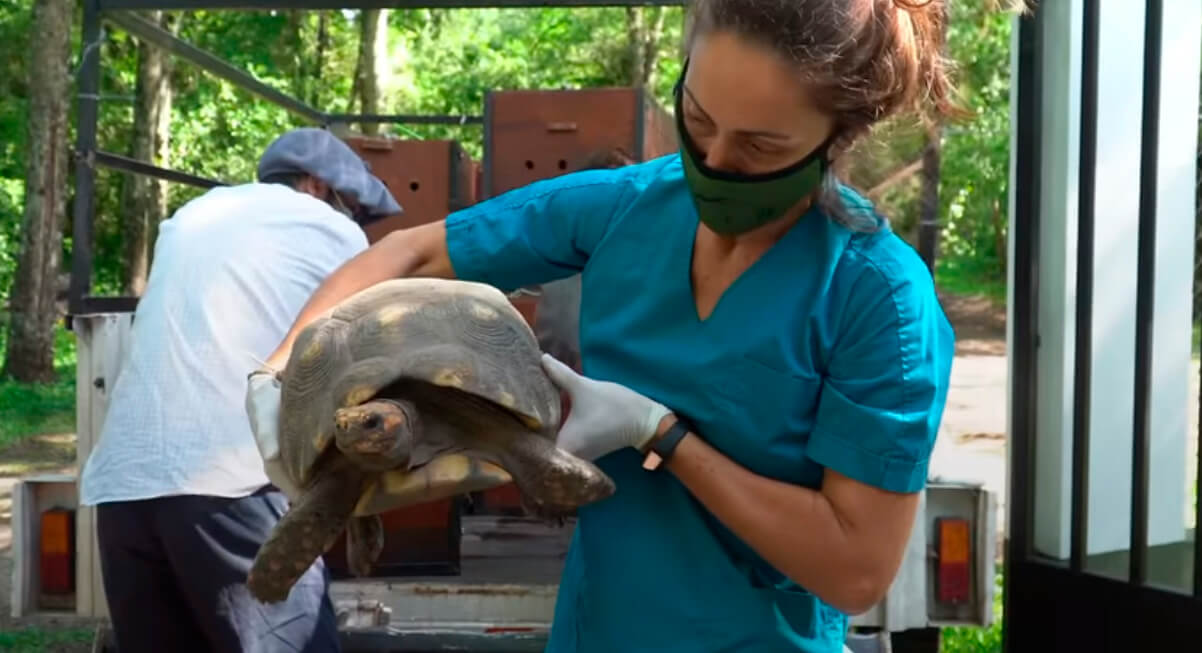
[363,415,381,430]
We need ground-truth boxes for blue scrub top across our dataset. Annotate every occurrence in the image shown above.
[444,154,955,653]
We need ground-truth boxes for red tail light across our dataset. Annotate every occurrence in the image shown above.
[39,509,75,596]
[936,517,971,604]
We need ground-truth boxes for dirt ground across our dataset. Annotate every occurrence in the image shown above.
[0,292,1013,647]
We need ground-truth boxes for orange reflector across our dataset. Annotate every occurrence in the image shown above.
[39,509,75,596]
[939,517,970,564]
[936,517,971,604]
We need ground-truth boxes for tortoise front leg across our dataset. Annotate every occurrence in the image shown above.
[247,460,371,603]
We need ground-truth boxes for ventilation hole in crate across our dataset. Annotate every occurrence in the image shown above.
[409,181,420,192]
[524,160,534,170]
[557,160,567,170]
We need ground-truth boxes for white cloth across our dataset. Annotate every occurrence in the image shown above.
[79,183,368,506]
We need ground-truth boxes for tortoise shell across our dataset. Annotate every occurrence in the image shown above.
[277,277,562,488]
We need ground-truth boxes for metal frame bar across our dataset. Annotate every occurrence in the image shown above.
[1128,0,1164,586]
[1006,0,1202,649]
[69,0,104,317]
[93,150,227,188]
[1197,337,1202,597]
[67,0,685,316]
[106,10,326,123]
[326,113,483,126]
[1003,3,1044,583]
[1069,0,1100,574]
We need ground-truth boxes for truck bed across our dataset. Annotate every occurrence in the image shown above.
[330,514,572,651]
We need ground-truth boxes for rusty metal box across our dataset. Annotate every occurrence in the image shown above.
[481,86,677,198]
[341,136,478,243]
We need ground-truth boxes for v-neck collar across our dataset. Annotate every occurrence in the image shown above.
[679,205,821,326]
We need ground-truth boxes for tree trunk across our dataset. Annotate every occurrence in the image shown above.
[122,10,176,296]
[917,124,942,275]
[641,7,666,89]
[312,11,329,107]
[284,10,306,102]
[625,8,646,87]
[355,8,389,135]
[3,0,72,383]
[625,7,665,89]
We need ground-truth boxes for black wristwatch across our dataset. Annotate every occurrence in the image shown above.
[641,416,692,471]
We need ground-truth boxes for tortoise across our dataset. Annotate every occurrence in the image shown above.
[246,277,616,603]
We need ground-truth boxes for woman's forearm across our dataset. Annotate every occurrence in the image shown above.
[265,222,453,369]
[664,429,917,615]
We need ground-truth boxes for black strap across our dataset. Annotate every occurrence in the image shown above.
[650,419,691,465]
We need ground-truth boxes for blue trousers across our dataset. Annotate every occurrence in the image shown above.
[96,487,341,653]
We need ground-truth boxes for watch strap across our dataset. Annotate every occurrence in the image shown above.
[641,418,691,471]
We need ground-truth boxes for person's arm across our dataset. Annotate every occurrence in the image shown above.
[661,422,919,615]
[663,256,954,614]
[263,167,642,371]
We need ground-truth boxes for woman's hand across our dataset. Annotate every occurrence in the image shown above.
[540,354,672,461]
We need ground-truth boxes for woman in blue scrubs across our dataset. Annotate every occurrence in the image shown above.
[249,1,960,650]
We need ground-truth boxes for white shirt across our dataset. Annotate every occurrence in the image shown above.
[80,183,369,505]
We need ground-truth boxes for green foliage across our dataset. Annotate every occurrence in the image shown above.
[0,626,94,652]
[937,6,1015,298]
[0,0,34,308]
[51,8,690,292]
[380,7,684,159]
[0,4,1017,380]
[0,0,32,182]
[0,3,1016,308]
[0,178,24,301]
[940,571,1005,653]
[0,321,76,449]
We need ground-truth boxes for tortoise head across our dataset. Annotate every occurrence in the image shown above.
[333,399,415,471]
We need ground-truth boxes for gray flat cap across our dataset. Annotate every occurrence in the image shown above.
[257,127,402,217]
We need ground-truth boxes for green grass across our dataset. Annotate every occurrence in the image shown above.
[935,258,1007,307]
[0,322,77,449]
[0,626,93,652]
[939,571,1004,653]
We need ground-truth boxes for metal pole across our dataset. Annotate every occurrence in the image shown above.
[1070,0,1100,575]
[1129,0,1164,586]
[93,151,228,189]
[1002,6,1044,649]
[105,11,326,124]
[325,113,484,126]
[68,0,103,317]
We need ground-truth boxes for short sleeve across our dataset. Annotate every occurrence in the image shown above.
[444,167,641,292]
[806,245,956,494]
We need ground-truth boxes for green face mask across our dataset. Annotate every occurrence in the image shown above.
[673,71,831,236]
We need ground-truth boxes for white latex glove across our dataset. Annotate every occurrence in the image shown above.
[245,369,303,501]
[540,353,673,461]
